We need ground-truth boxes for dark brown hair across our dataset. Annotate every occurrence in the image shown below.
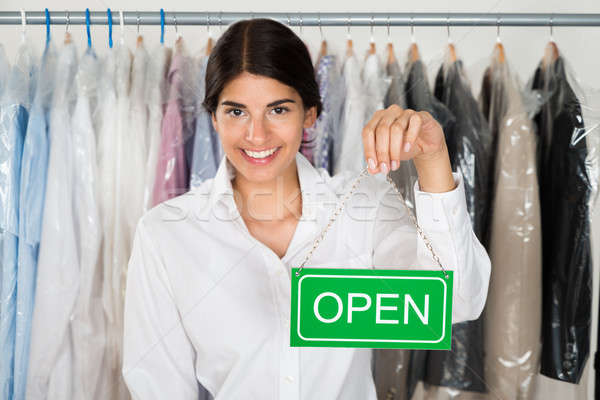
[202,18,322,118]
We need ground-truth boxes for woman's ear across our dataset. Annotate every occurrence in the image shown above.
[211,112,218,132]
[303,106,317,129]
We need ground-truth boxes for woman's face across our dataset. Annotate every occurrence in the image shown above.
[211,71,317,184]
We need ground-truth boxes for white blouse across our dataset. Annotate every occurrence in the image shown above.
[122,152,491,400]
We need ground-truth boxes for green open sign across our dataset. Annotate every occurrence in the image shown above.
[290,268,453,349]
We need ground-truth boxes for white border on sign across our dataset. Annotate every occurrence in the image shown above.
[296,275,448,343]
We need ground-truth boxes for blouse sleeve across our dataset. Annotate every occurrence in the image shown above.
[371,172,491,324]
[122,218,202,399]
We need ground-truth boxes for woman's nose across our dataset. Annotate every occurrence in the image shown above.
[245,118,268,142]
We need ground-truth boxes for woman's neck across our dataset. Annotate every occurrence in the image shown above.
[232,161,302,223]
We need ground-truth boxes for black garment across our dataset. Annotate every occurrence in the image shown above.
[419,59,493,394]
[434,60,494,246]
[373,58,456,400]
[405,59,455,131]
[387,59,456,210]
[531,56,592,384]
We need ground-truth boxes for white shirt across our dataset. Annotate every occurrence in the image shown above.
[122,152,491,400]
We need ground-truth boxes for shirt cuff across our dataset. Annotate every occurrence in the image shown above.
[412,172,469,232]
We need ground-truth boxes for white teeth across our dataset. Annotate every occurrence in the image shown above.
[243,147,278,159]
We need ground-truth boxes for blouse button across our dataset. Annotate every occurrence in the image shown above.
[285,375,295,383]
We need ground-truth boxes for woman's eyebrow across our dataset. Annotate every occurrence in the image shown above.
[220,98,296,108]
[267,98,296,107]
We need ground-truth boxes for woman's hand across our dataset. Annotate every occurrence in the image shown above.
[362,105,456,193]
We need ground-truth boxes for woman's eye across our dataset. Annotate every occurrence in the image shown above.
[226,108,244,117]
[271,107,289,115]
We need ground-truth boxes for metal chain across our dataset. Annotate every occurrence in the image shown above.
[295,167,449,279]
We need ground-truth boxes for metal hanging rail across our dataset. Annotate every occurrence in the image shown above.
[0,11,599,27]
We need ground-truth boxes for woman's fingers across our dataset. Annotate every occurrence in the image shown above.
[362,110,383,173]
[363,106,428,174]
[389,120,404,170]
[404,112,423,155]
[375,114,395,174]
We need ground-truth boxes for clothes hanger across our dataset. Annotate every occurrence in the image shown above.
[45,8,51,46]
[19,9,26,44]
[107,9,114,48]
[136,11,144,47]
[160,8,165,46]
[85,8,92,48]
[408,17,420,62]
[205,12,214,55]
[543,16,559,67]
[64,10,72,44]
[345,15,354,57]
[318,13,327,60]
[386,16,396,66]
[446,17,457,62]
[494,17,506,64]
[174,14,183,52]
[367,15,376,56]
[118,10,126,46]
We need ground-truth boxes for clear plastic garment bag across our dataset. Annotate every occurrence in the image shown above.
[479,44,542,399]
[0,37,37,400]
[26,40,78,400]
[530,44,594,385]
[69,46,104,399]
[13,40,55,400]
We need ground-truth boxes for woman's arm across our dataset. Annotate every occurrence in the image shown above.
[364,105,491,324]
[122,219,202,399]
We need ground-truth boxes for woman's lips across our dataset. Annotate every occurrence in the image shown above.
[239,147,281,165]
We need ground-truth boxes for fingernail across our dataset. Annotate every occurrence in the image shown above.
[380,162,389,174]
[391,160,399,171]
[367,158,376,170]
[404,142,411,153]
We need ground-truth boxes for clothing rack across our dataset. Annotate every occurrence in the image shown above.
[0,11,600,27]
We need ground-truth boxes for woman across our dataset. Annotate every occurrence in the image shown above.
[122,18,490,399]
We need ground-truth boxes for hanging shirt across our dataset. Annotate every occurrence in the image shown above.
[95,47,119,400]
[152,42,193,205]
[362,53,390,129]
[125,41,150,242]
[303,54,344,175]
[143,45,172,211]
[531,55,593,384]
[0,39,36,400]
[112,44,135,400]
[122,151,491,400]
[12,42,56,400]
[26,41,78,400]
[94,44,131,400]
[69,48,105,400]
[333,55,367,175]
[190,55,222,187]
[423,57,494,394]
[383,58,406,110]
[479,48,542,399]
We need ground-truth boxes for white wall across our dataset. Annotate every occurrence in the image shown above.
[1,1,600,399]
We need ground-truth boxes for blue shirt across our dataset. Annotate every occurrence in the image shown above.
[0,102,28,400]
[12,43,55,400]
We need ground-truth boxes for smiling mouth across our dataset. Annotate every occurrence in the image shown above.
[242,147,280,159]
